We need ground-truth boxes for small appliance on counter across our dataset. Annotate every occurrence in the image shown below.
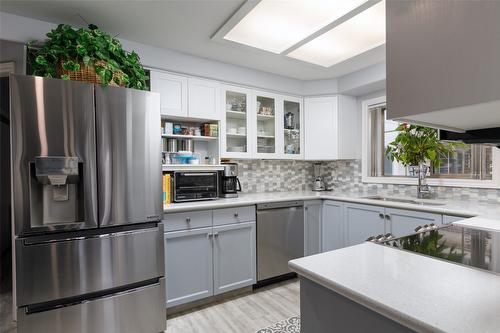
[172,171,219,202]
[312,162,330,191]
[219,163,242,198]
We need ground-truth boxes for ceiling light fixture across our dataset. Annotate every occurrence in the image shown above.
[222,0,369,54]
[287,0,386,67]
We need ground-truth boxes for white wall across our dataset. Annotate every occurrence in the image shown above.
[0,11,387,97]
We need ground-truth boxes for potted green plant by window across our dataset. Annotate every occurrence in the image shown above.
[28,24,148,90]
[385,123,463,198]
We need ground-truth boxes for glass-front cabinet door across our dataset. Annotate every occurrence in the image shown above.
[253,91,278,158]
[221,85,252,158]
[281,96,303,159]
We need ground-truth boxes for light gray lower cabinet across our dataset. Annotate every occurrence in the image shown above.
[344,203,386,247]
[304,200,322,256]
[386,208,442,237]
[213,221,256,295]
[164,207,256,308]
[164,227,213,308]
[322,200,344,252]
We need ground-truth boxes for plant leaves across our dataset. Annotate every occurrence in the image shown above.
[27,24,148,89]
[82,55,91,66]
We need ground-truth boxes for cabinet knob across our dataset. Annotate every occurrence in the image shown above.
[214,232,219,238]
[385,215,391,221]
[379,213,385,219]
[186,217,191,223]
[234,212,239,217]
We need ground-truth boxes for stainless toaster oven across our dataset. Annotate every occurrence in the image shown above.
[173,171,219,202]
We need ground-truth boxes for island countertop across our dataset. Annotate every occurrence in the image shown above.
[289,242,500,333]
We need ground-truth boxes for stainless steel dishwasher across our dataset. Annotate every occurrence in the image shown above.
[256,201,304,283]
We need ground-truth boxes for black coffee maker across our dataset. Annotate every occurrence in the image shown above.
[219,163,242,198]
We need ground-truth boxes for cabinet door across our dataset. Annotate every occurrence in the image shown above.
[188,78,220,120]
[386,208,442,237]
[254,90,279,159]
[220,85,253,159]
[304,201,322,256]
[304,97,338,160]
[150,71,188,117]
[164,227,213,307]
[213,221,256,295]
[344,203,385,246]
[322,200,344,252]
[281,95,303,159]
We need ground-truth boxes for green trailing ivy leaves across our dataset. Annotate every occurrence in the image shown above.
[385,123,465,168]
[28,24,148,90]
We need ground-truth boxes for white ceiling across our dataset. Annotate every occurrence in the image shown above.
[0,0,386,80]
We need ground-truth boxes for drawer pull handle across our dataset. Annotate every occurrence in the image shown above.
[186,217,191,223]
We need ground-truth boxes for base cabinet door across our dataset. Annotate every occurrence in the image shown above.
[344,203,385,246]
[386,208,442,237]
[213,222,256,295]
[165,227,213,308]
[304,201,322,256]
[322,201,344,252]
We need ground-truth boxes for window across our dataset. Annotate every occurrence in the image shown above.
[362,96,499,188]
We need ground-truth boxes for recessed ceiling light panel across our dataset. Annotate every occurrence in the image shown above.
[223,0,369,54]
[287,0,386,67]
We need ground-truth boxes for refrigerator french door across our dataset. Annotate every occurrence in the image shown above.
[10,74,165,333]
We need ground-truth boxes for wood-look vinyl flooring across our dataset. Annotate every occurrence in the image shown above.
[166,279,300,333]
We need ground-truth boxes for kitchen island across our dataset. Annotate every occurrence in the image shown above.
[289,242,500,333]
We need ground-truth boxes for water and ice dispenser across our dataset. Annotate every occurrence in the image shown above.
[29,156,84,227]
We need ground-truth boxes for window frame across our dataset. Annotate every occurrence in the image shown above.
[361,95,500,189]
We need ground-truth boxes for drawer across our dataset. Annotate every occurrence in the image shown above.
[213,206,255,226]
[18,278,166,333]
[163,210,212,232]
[16,224,164,306]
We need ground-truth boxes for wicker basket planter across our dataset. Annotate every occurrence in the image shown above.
[56,60,125,86]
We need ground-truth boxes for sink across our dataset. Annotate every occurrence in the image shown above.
[362,196,446,206]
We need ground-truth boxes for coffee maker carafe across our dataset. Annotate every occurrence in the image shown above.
[220,163,242,198]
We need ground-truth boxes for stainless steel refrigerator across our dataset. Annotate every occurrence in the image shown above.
[9,74,166,333]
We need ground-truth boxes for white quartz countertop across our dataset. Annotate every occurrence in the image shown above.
[164,190,500,223]
[165,192,500,331]
[289,242,500,333]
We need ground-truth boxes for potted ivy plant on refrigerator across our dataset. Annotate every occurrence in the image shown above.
[28,23,148,90]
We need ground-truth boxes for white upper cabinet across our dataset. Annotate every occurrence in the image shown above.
[253,91,280,159]
[280,95,304,159]
[150,71,220,120]
[150,71,188,117]
[188,78,220,120]
[221,85,253,159]
[304,95,360,160]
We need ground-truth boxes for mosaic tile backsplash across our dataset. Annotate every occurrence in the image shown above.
[234,159,500,203]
